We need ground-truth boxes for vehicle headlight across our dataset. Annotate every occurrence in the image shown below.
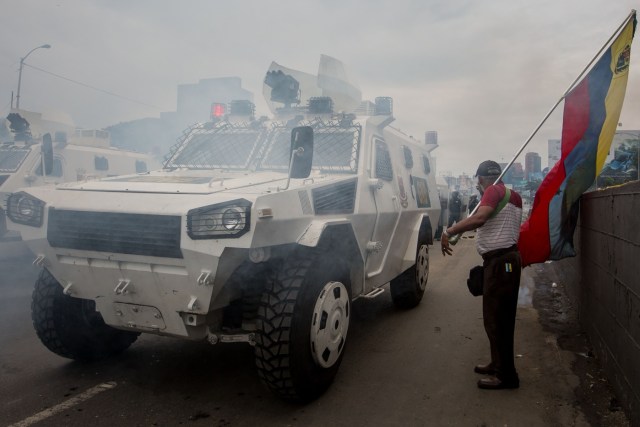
[187,199,251,239]
[222,208,243,230]
[6,192,45,227]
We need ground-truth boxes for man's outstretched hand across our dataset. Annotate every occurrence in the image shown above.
[441,233,453,256]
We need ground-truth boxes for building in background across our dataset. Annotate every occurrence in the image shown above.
[499,162,524,185]
[525,152,542,180]
[548,139,561,169]
[162,77,253,131]
[109,77,253,156]
[596,129,640,188]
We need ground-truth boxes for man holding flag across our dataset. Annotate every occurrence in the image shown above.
[519,11,636,266]
[441,161,523,389]
[440,9,636,391]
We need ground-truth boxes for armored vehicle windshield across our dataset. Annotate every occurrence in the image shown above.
[164,119,362,175]
[165,123,264,170]
[258,121,361,174]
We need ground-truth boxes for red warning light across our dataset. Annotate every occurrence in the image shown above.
[211,103,226,119]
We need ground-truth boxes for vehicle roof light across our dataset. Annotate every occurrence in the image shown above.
[229,100,255,116]
[211,103,226,119]
[308,97,333,114]
[375,97,393,115]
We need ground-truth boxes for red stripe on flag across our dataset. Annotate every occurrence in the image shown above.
[518,166,558,266]
[518,80,591,266]
[562,81,591,156]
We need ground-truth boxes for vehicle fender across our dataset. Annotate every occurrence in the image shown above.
[297,219,351,248]
[401,216,433,271]
[297,220,365,296]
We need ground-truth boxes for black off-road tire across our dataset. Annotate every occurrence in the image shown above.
[390,243,429,309]
[31,269,139,362]
[254,250,351,402]
[0,210,7,239]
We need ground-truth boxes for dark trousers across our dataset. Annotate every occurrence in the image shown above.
[482,246,521,380]
[448,212,460,227]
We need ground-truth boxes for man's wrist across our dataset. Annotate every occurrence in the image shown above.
[443,229,451,238]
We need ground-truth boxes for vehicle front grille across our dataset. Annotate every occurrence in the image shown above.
[47,208,183,258]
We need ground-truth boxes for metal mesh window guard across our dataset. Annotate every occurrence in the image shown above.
[259,121,361,174]
[165,122,264,170]
[0,148,30,172]
[403,145,414,169]
[422,155,431,174]
[375,139,393,181]
[164,120,360,173]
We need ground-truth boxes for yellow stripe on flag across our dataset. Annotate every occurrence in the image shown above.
[597,17,635,173]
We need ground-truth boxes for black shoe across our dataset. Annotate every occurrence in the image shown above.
[477,375,520,390]
[474,363,496,375]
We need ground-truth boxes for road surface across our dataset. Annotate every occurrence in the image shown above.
[0,233,596,426]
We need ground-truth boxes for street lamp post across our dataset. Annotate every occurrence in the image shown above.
[15,44,51,110]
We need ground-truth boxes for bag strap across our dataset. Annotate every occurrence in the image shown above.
[490,188,511,218]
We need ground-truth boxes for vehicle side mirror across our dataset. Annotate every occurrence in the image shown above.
[289,126,313,179]
[42,133,54,176]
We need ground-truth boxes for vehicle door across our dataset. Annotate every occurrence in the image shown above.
[364,137,402,281]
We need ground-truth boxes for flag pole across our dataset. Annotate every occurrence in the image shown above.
[466,9,636,217]
[448,10,636,244]
[491,9,636,187]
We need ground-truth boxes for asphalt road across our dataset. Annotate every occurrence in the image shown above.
[0,234,590,427]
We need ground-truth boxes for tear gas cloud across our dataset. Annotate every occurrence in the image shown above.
[0,0,639,174]
[2,0,640,399]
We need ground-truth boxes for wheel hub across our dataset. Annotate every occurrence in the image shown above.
[310,281,350,368]
[416,245,429,291]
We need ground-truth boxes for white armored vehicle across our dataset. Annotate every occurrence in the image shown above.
[8,56,440,401]
[1,110,160,237]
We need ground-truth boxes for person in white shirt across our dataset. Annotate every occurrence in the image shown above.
[440,160,523,390]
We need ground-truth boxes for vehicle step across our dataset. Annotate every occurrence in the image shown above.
[362,287,385,299]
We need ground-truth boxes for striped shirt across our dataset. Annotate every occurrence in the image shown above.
[476,183,523,255]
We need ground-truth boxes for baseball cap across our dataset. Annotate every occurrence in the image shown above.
[475,160,502,177]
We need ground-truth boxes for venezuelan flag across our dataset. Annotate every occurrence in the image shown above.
[519,12,636,267]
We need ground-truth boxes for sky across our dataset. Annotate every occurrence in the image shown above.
[1,0,639,176]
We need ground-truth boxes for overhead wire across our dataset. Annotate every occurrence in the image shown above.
[23,62,165,111]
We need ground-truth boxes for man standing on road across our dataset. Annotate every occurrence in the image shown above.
[440,160,523,390]
[447,191,462,227]
[468,194,479,215]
